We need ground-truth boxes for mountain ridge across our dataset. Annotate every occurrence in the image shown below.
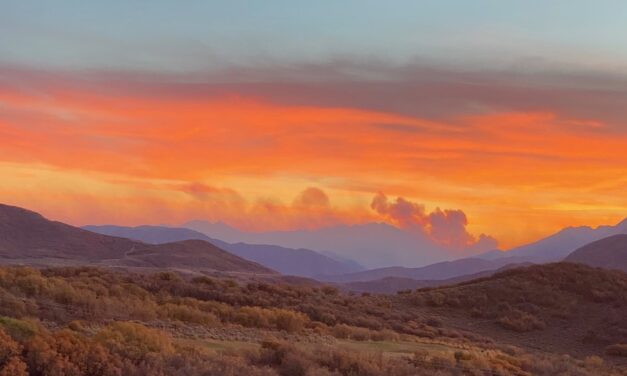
[0,204,273,274]
[317,256,530,283]
[565,234,627,272]
[84,224,361,277]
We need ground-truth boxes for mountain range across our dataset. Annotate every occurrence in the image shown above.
[481,218,627,263]
[3,202,626,295]
[185,217,627,271]
[317,256,528,283]
[84,225,362,277]
[341,262,532,294]
[0,204,272,274]
[185,216,627,290]
[184,220,475,268]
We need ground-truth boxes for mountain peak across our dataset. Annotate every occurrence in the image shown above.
[615,217,627,230]
[0,203,273,274]
[0,203,46,221]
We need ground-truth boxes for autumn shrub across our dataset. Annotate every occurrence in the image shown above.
[605,343,627,357]
[158,303,219,326]
[96,322,174,362]
[497,310,545,332]
[0,356,28,376]
[273,309,308,333]
[0,328,22,366]
[0,317,39,342]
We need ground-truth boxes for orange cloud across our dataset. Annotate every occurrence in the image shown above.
[1,70,627,248]
[371,192,497,251]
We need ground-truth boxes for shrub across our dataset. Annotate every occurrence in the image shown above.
[158,303,219,325]
[96,322,174,362]
[497,310,545,332]
[605,344,627,357]
[0,356,28,376]
[273,309,307,333]
[0,317,39,342]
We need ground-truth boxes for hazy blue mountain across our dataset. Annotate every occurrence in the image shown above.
[316,256,528,283]
[83,225,213,244]
[489,218,627,263]
[84,225,362,277]
[184,221,458,268]
[342,262,533,294]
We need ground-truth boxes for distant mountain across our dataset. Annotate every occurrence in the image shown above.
[0,204,272,274]
[111,239,273,273]
[317,256,528,283]
[83,225,212,245]
[184,220,468,268]
[84,225,361,277]
[342,263,532,294]
[565,234,627,272]
[484,218,627,263]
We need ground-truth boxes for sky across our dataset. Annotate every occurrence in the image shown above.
[1,1,627,252]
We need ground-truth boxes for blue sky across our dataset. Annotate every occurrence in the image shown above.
[2,1,627,73]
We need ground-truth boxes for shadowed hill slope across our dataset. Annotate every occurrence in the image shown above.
[402,263,627,357]
[318,257,527,283]
[565,234,627,272]
[343,263,532,294]
[0,204,273,274]
[0,204,136,260]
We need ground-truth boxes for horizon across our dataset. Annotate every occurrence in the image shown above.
[1,5,626,373]
[3,199,627,258]
[2,1,627,255]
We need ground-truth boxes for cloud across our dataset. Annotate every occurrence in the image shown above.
[293,187,330,208]
[2,65,627,248]
[371,192,497,251]
[371,193,428,229]
[176,182,243,202]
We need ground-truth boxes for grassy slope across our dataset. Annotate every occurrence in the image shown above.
[0,264,624,375]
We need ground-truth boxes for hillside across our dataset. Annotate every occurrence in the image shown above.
[84,225,361,277]
[402,263,627,359]
[343,263,532,294]
[0,204,136,260]
[565,234,627,272]
[0,265,623,375]
[318,256,526,283]
[0,204,272,274]
[113,240,273,273]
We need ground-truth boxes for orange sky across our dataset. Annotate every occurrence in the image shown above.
[1,70,627,250]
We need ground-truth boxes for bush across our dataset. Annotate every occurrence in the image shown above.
[497,310,545,332]
[605,344,627,357]
[273,309,307,333]
[96,322,174,361]
[0,317,39,342]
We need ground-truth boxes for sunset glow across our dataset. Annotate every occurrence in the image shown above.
[2,1,627,251]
